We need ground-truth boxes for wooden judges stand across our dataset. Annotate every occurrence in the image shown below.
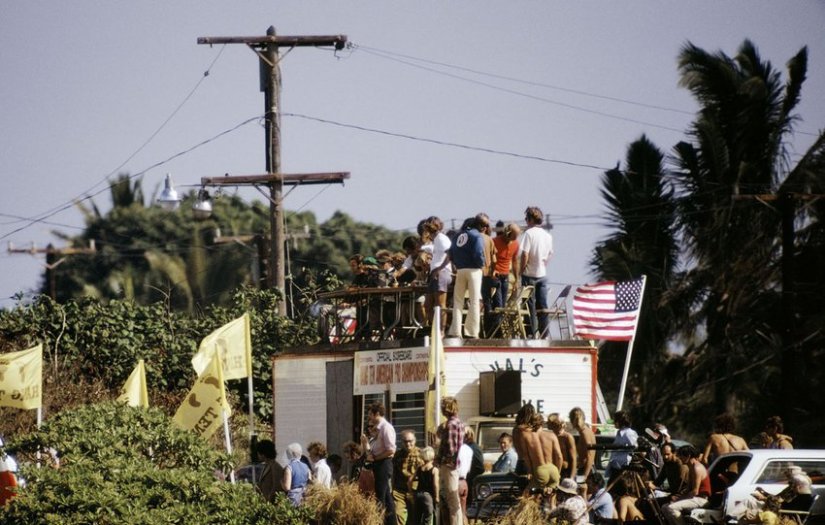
[316,285,427,343]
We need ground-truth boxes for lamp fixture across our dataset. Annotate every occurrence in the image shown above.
[192,188,213,220]
[157,173,182,211]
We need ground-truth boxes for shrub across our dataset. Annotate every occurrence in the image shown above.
[302,481,383,525]
[2,402,314,524]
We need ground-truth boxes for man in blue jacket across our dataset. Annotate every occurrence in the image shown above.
[447,217,485,338]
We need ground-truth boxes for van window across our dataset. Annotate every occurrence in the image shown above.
[755,460,825,485]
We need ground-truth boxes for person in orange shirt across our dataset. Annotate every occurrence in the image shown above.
[487,222,521,335]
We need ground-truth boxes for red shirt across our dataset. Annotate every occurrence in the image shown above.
[493,236,519,275]
[0,470,17,506]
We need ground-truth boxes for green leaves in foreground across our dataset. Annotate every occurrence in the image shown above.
[3,402,313,525]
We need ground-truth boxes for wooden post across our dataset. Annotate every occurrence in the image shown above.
[198,28,347,317]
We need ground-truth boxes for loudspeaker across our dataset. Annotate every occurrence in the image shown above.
[479,370,521,416]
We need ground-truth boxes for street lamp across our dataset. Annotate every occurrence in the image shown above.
[157,173,182,211]
[192,188,213,220]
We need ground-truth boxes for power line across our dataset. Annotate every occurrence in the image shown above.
[0,115,262,242]
[283,112,614,171]
[356,44,695,117]
[354,44,820,139]
[353,45,688,134]
[9,46,229,229]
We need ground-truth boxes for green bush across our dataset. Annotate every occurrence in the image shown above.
[3,402,314,524]
[0,286,323,438]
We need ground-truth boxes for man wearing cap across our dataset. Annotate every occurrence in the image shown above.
[548,478,589,525]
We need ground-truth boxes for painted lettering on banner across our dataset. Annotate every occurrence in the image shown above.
[354,347,430,395]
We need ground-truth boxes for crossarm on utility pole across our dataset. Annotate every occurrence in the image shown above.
[201,172,350,186]
[197,35,347,49]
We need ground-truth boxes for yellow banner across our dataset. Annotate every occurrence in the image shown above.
[191,314,251,381]
[0,344,42,410]
[174,352,231,438]
[117,359,149,408]
[424,323,446,438]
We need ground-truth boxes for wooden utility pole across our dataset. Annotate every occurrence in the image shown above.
[8,241,96,299]
[198,28,347,316]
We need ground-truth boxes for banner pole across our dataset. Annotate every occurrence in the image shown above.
[223,409,236,484]
[247,374,257,483]
[615,275,648,412]
[433,306,441,433]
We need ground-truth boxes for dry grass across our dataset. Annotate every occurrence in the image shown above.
[302,481,384,525]
[488,497,547,525]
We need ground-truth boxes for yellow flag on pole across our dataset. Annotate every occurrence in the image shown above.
[174,351,231,438]
[117,359,149,408]
[424,314,446,438]
[191,314,252,381]
[0,344,42,410]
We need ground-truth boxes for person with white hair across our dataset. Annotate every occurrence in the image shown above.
[282,442,311,506]
[728,467,814,520]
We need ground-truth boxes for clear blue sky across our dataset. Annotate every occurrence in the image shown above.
[2,1,824,308]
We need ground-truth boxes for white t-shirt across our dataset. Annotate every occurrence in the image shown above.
[519,226,554,278]
[457,443,473,478]
[429,232,452,271]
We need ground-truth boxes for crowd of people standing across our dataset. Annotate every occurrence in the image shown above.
[342,206,555,341]
[252,401,805,525]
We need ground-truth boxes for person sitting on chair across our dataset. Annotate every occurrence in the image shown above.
[661,445,711,525]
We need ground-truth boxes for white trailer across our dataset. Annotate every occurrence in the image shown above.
[272,339,597,455]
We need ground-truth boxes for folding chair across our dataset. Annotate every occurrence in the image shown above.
[489,285,534,339]
[538,284,572,339]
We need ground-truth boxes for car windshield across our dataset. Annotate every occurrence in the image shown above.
[478,424,514,453]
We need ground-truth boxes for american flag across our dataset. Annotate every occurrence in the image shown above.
[572,277,645,341]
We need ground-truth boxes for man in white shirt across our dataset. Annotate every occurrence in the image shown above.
[457,439,473,523]
[517,206,554,337]
[367,402,398,525]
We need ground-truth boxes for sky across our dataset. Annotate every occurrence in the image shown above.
[1,1,824,309]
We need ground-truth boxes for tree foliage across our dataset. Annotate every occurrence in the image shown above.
[43,176,408,314]
[591,40,825,445]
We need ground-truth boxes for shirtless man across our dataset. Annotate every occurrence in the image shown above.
[534,413,563,491]
[569,406,596,478]
[547,413,577,479]
[662,446,711,525]
[512,404,541,476]
[701,413,748,465]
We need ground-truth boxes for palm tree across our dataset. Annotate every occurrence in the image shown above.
[670,40,825,428]
[590,135,680,417]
